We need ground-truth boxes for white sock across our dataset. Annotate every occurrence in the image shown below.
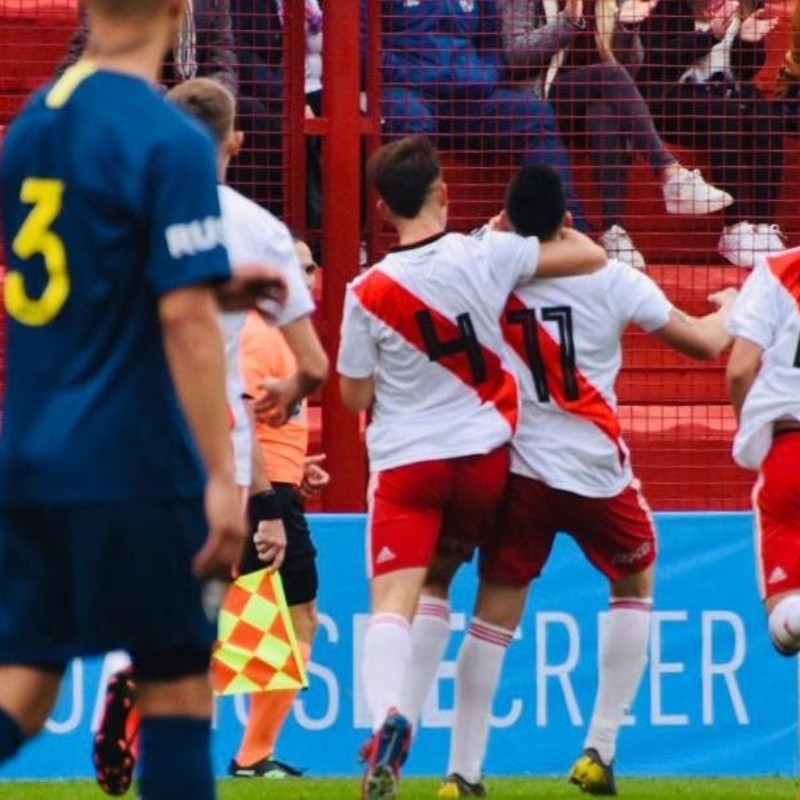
[447,619,514,784]
[400,595,451,731]
[585,598,653,765]
[362,612,411,731]
[768,595,800,653]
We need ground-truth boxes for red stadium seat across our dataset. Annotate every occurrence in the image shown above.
[619,404,751,510]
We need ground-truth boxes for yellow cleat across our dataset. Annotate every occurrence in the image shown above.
[568,748,618,796]
[438,773,488,798]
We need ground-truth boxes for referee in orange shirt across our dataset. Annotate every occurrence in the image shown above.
[229,236,329,779]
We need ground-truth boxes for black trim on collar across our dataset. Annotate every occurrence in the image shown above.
[389,231,447,253]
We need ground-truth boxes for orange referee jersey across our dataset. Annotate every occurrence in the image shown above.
[239,311,308,487]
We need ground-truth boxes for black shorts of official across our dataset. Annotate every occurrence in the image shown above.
[239,483,318,607]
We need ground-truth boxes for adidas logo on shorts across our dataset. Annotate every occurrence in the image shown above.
[768,566,789,585]
[376,546,396,565]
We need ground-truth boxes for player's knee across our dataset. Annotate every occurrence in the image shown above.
[130,646,211,683]
[768,595,800,656]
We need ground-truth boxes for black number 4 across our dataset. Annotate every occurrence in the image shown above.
[505,305,579,402]
[416,309,487,384]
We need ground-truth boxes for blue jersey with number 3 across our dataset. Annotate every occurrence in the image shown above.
[0,64,232,504]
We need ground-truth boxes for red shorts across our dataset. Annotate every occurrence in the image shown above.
[367,446,510,578]
[754,431,800,601]
[480,474,657,586]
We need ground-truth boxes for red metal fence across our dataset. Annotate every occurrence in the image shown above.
[2,0,798,510]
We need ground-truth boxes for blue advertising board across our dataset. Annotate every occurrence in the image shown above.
[1,512,797,780]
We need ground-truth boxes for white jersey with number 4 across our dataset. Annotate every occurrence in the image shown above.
[504,260,673,498]
[337,229,539,472]
[728,249,800,470]
[217,184,315,486]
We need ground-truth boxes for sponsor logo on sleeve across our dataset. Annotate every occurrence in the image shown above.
[165,216,226,259]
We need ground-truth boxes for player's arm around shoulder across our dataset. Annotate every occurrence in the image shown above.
[535,228,607,279]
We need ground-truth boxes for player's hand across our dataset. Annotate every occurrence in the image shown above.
[215,264,288,315]
[300,453,330,499]
[254,519,287,573]
[739,8,779,42]
[708,287,739,310]
[617,0,659,25]
[487,211,512,232]
[253,376,300,427]
[194,474,247,579]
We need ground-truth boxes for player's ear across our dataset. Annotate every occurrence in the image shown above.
[227,130,244,158]
[438,181,448,208]
[563,211,574,230]
[376,198,391,222]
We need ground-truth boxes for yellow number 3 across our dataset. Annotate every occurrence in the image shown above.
[6,178,70,327]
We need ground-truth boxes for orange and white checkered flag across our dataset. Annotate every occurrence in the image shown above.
[211,568,308,695]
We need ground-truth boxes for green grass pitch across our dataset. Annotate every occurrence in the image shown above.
[0,778,796,799]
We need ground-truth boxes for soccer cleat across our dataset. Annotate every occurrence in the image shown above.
[438,772,488,797]
[662,167,733,215]
[568,748,617,796]
[228,756,305,779]
[360,710,412,800]
[92,668,140,797]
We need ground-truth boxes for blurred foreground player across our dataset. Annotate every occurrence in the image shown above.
[412,166,736,798]
[90,77,327,795]
[230,237,329,779]
[726,247,800,655]
[0,3,286,800]
[337,136,607,800]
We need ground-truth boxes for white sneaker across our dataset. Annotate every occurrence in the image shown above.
[662,167,734,215]
[600,225,646,270]
[756,223,787,255]
[718,221,766,268]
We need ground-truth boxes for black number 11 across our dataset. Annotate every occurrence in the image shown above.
[505,305,579,402]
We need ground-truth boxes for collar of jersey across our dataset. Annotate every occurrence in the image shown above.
[390,231,447,253]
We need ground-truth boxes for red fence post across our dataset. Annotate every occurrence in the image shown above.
[320,0,367,510]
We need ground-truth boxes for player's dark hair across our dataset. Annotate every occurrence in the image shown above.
[505,164,567,241]
[167,78,235,146]
[367,136,441,219]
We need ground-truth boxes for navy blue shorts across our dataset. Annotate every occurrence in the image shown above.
[0,498,217,672]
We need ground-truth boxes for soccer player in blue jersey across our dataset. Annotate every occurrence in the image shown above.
[0,1,285,798]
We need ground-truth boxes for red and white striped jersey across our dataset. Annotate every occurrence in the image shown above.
[504,260,673,497]
[337,229,538,472]
[728,249,800,470]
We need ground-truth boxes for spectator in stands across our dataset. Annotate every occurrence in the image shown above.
[58,0,237,95]
[376,0,591,233]
[499,0,733,269]
[634,0,787,267]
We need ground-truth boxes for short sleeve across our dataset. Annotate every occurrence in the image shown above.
[610,262,674,332]
[252,222,315,327]
[147,128,231,296]
[337,283,379,379]
[483,230,540,290]
[239,314,288,397]
[728,261,778,350]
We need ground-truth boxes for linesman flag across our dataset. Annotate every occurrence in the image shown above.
[211,568,308,695]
